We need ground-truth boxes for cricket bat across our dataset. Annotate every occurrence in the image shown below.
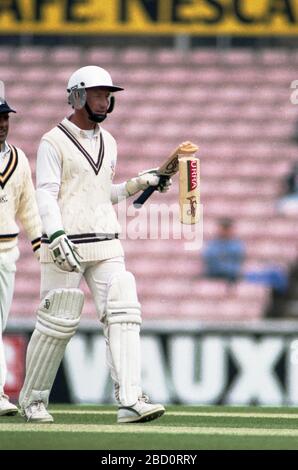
[133,141,199,208]
[179,155,200,225]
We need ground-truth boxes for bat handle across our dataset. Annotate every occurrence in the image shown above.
[133,185,157,208]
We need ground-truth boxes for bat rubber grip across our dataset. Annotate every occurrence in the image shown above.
[133,185,157,208]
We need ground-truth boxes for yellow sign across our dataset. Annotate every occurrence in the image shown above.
[0,0,298,35]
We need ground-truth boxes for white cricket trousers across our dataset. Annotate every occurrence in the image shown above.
[40,256,140,401]
[40,256,126,320]
[0,247,19,394]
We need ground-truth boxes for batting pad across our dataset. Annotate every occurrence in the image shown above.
[19,288,84,409]
[105,272,142,406]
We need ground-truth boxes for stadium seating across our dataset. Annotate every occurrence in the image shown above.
[4,46,298,322]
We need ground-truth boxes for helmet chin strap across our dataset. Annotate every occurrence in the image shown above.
[84,102,107,123]
[84,96,115,123]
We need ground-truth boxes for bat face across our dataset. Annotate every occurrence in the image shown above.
[159,154,179,176]
[158,141,199,177]
[179,156,200,225]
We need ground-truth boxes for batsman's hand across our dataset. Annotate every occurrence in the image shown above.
[156,175,172,193]
[126,168,172,196]
[49,230,82,273]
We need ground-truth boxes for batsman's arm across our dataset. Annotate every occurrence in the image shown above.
[36,140,82,272]
[36,140,64,236]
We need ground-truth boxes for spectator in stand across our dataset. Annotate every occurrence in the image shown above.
[202,218,245,283]
[202,218,288,294]
[277,162,298,214]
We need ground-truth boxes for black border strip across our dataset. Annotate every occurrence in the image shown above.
[41,233,118,244]
[0,232,18,239]
[31,237,41,252]
[0,145,18,189]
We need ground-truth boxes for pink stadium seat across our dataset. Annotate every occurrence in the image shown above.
[222,50,255,65]
[205,199,276,219]
[183,87,210,102]
[121,122,156,139]
[225,68,264,84]
[260,49,290,65]
[193,280,229,299]
[289,50,298,63]
[120,48,152,65]
[219,300,266,320]
[16,122,46,140]
[133,105,167,121]
[22,67,53,83]
[0,48,12,63]
[193,68,227,84]
[190,49,221,66]
[247,242,297,263]
[149,86,184,102]
[268,69,296,84]
[125,68,158,84]
[54,67,78,83]
[142,298,266,321]
[0,69,17,82]
[235,282,270,302]
[154,49,186,65]
[10,298,39,318]
[15,47,47,64]
[7,84,41,104]
[216,87,250,102]
[85,47,117,64]
[28,104,61,121]
[37,85,66,103]
[159,67,196,84]
[49,47,82,64]
[241,221,298,244]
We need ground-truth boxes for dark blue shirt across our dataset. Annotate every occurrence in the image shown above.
[202,239,245,281]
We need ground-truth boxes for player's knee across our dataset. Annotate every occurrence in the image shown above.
[36,288,84,339]
[106,271,141,325]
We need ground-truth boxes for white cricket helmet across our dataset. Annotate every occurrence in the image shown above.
[67,65,123,111]
[67,65,123,93]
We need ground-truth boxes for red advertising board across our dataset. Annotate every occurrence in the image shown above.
[3,335,27,400]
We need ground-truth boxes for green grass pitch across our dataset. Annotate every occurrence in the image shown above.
[1,405,298,450]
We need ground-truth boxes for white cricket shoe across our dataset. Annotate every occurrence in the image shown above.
[117,395,165,423]
[21,401,54,423]
[0,393,18,416]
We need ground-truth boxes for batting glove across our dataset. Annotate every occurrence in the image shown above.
[126,168,172,196]
[49,230,82,273]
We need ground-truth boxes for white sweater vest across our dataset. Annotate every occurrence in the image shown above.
[40,119,124,262]
[0,144,41,252]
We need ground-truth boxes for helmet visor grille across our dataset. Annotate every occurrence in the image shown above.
[68,87,87,110]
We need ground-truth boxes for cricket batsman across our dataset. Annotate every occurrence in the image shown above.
[0,81,41,416]
[19,66,171,423]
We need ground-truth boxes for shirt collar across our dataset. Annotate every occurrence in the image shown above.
[0,141,10,157]
[62,117,100,139]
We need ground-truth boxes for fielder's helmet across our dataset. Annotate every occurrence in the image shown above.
[0,81,16,114]
[0,100,16,114]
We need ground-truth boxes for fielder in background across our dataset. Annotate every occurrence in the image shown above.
[0,81,41,416]
[19,66,171,423]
